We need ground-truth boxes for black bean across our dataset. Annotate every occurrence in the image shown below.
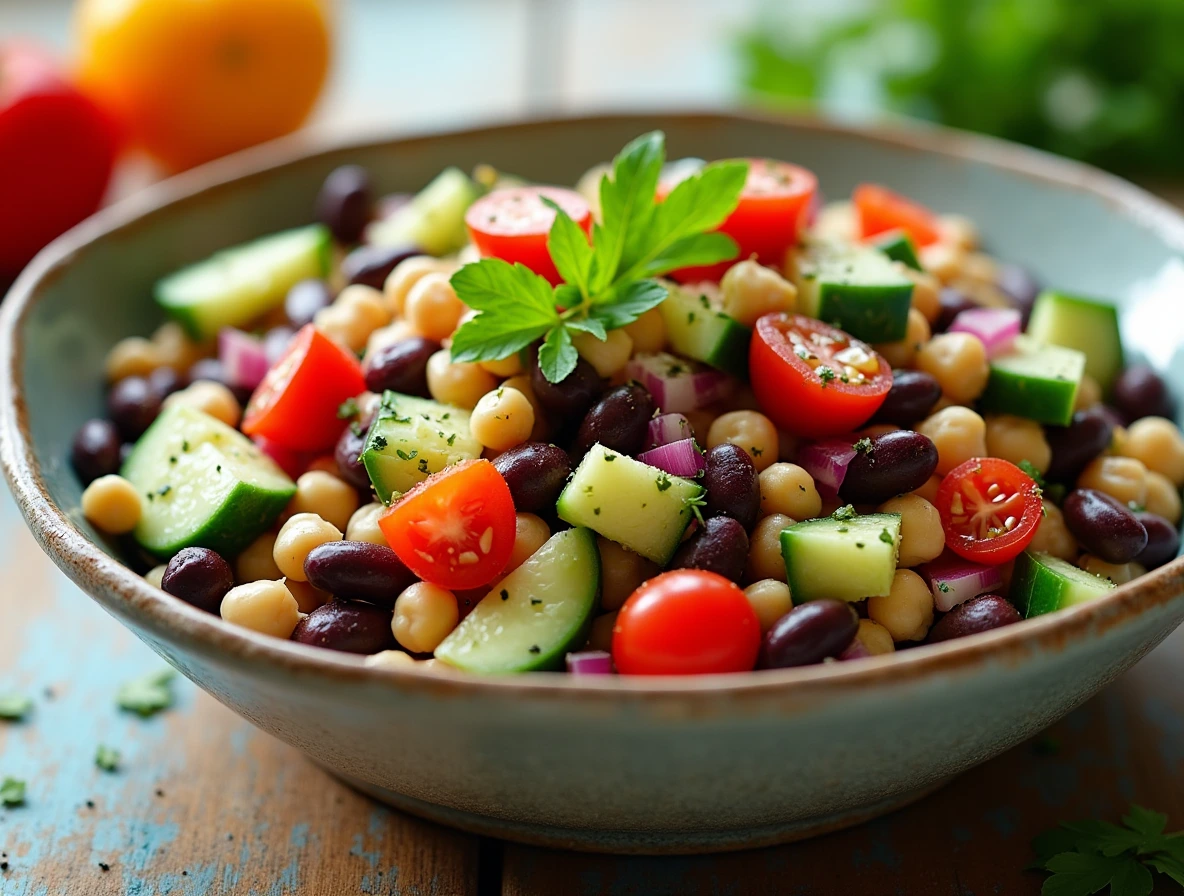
[840,430,938,504]
[291,600,397,654]
[933,287,977,333]
[703,443,760,530]
[995,263,1041,326]
[1063,489,1148,564]
[316,165,374,245]
[529,353,602,420]
[1113,364,1177,424]
[363,336,440,397]
[1134,512,1180,570]
[929,594,1021,643]
[341,244,420,290]
[107,376,162,440]
[71,419,122,484]
[492,442,571,513]
[285,279,334,329]
[263,326,296,364]
[670,516,748,583]
[871,370,942,425]
[1044,407,1114,483]
[147,366,186,400]
[161,547,235,614]
[759,600,858,668]
[186,358,252,405]
[304,541,416,608]
[571,384,654,459]
[333,422,373,491]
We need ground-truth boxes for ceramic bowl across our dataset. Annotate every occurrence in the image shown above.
[4,112,1184,855]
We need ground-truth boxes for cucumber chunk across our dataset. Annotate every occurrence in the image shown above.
[1010,550,1115,618]
[367,167,481,256]
[556,444,704,565]
[658,283,752,378]
[1026,290,1123,390]
[793,240,914,343]
[361,391,482,504]
[978,335,1085,426]
[780,509,901,603]
[121,406,296,558]
[870,230,922,270]
[155,224,331,340]
[434,528,600,673]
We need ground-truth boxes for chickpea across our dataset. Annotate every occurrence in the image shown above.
[587,611,618,652]
[746,514,794,583]
[105,336,164,382]
[878,495,944,567]
[1077,455,1148,508]
[623,307,666,354]
[915,332,989,403]
[392,582,460,654]
[315,284,391,352]
[81,474,142,534]
[917,406,987,476]
[573,329,633,378]
[708,410,779,472]
[939,214,979,251]
[912,474,942,504]
[868,569,934,642]
[759,463,822,520]
[961,252,998,285]
[743,579,793,633]
[164,380,241,428]
[501,373,549,440]
[144,565,167,589]
[598,537,657,611]
[383,255,451,315]
[426,350,497,409]
[286,579,331,613]
[920,241,967,283]
[874,307,931,369]
[1121,417,1184,487]
[235,532,283,583]
[1074,374,1102,411]
[365,649,417,670]
[985,414,1051,474]
[478,354,523,378]
[404,272,466,342]
[272,513,342,582]
[346,502,389,546]
[151,321,206,372]
[1079,556,1146,586]
[505,513,550,575]
[855,619,896,656]
[719,259,798,326]
[285,471,359,532]
[220,580,301,638]
[1028,501,1077,561]
[904,268,941,324]
[365,320,420,358]
[1145,471,1182,524]
[469,387,535,452]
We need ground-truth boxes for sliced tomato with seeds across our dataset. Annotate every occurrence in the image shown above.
[853,183,942,247]
[935,458,1043,564]
[465,185,591,285]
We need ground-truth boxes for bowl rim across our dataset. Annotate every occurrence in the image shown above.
[4,107,1184,706]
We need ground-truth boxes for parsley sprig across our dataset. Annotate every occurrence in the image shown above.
[450,132,748,383]
[116,669,176,718]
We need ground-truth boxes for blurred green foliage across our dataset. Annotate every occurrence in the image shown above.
[737,0,1184,174]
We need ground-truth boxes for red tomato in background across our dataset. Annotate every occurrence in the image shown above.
[465,186,591,285]
[242,325,365,453]
[935,458,1043,564]
[612,570,761,675]
[661,158,818,283]
[379,459,516,591]
[853,184,942,248]
[749,313,892,438]
[0,43,119,280]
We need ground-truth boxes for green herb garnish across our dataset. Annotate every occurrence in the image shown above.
[372,435,388,450]
[1017,459,1047,490]
[656,472,673,492]
[832,504,857,522]
[396,448,418,461]
[337,397,359,420]
[95,745,121,772]
[937,582,952,594]
[0,694,32,722]
[116,669,176,718]
[0,777,25,807]
[853,437,873,455]
[879,528,895,545]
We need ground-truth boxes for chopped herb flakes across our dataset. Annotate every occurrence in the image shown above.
[530,599,542,606]
[832,504,857,522]
[852,437,873,455]
[817,365,837,386]
[937,582,952,593]
[604,453,616,462]
[0,694,32,721]
[446,433,457,446]
[337,397,359,419]
[528,645,540,655]
[116,669,176,718]
[372,435,388,450]
[396,448,418,461]
[500,589,509,601]
[418,458,430,473]
[879,529,895,545]
[0,778,25,807]
[95,745,121,772]
[656,472,673,492]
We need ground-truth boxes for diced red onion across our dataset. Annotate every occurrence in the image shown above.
[948,307,1021,358]
[637,439,706,478]
[218,328,270,391]
[646,413,692,449]
[920,555,1005,612]
[625,353,734,414]
[566,650,613,675]
[797,438,858,499]
[838,638,871,661]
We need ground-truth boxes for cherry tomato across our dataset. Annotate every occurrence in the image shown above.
[853,184,942,248]
[379,459,516,591]
[660,158,818,283]
[612,570,760,675]
[935,458,1043,564]
[465,186,591,285]
[749,313,892,438]
[242,325,365,453]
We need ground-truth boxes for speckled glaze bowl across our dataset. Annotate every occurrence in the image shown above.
[4,112,1184,854]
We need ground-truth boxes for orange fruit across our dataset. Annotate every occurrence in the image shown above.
[75,0,332,172]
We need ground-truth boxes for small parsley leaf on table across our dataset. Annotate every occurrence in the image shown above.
[0,777,26,807]
[0,694,32,721]
[538,324,579,385]
[95,745,121,772]
[117,669,176,718]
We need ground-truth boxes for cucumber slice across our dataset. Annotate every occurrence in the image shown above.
[434,528,601,673]
[121,406,296,558]
[869,230,922,271]
[780,509,901,603]
[978,335,1085,426]
[794,240,914,343]
[1010,550,1115,618]
[556,444,704,565]
[361,391,482,504]
[658,283,752,377]
[367,167,480,256]
[155,224,331,340]
[1026,290,1123,390]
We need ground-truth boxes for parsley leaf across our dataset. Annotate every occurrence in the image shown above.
[538,324,578,385]
[587,279,669,329]
[591,131,665,292]
[117,669,176,718]
[565,316,608,341]
[1041,851,1148,896]
[95,745,121,772]
[449,260,560,363]
[0,694,32,721]
[1018,459,1048,490]
[545,202,596,294]
[0,777,25,807]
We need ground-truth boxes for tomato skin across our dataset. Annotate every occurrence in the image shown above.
[749,313,892,438]
[935,458,1043,564]
[242,325,365,453]
[465,186,591,285]
[379,459,516,591]
[853,184,942,248]
[612,570,761,675]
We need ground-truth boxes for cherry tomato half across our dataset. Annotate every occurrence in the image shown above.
[612,570,761,675]
[749,313,892,438]
[379,459,516,591]
[935,458,1043,564]
[853,183,942,248]
[660,158,818,283]
[242,324,366,453]
[465,185,591,285]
